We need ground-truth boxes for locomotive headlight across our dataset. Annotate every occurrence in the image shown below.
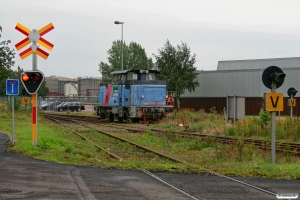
[141,95,144,99]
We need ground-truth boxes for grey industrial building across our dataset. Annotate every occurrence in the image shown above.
[45,76,77,96]
[180,57,300,116]
[45,76,101,99]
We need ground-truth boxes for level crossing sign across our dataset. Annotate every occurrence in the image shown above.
[15,23,54,60]
[6,79,19,95]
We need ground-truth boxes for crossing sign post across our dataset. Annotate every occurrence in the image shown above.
[15,22,54,147]
[6,79,19,145]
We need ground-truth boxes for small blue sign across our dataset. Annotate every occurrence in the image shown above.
[6,79,19,95]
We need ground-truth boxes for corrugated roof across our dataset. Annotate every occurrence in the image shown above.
[46,76,76,81]
[217,57,300,70]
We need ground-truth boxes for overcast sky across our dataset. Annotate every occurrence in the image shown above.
[1,0,300,78]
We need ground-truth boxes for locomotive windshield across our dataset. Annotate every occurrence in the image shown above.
[139,72,158,81]
[112,74,126,83]
[127,72,138,80]
[146,73,157,80]
[111,70,159,83]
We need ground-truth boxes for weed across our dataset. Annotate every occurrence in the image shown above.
[259,108,271,126]
[244,144,255,161]
[213,142,223,159]
[38,139,50,151]
[189,122,205,132]
[224,127,235,136]
[7,97,22,111]
[65,144,74,153]
[235,137,244,162]
[187,139,203,150]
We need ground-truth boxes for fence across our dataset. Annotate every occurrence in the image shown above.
[0,95,100,107]
[42,96,99,105]
[0,96,22,103]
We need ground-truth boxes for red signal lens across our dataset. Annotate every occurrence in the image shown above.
[32,74,41,82]
[22,74,30,82]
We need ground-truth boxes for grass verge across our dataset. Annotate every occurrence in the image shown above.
[0,104,299,179]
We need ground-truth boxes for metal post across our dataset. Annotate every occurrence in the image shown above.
[114,21,124,70]
[121,23,123,70]
[32,29,38,147]
[233,95,236,127]
[12,96,14,145]
[226,96,228,124]
[32,93,37,146]
[290,95,293,117]
[271,83,276,163]
[223,108,226,126]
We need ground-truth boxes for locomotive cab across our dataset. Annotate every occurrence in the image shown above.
[96,69,173,123]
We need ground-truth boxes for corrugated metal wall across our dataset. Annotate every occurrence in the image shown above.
[182,67,300,98]
[179,97,300,116]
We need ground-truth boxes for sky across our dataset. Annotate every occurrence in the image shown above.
[1,0,300,78]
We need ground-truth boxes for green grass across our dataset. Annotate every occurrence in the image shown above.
[0,103,300,179]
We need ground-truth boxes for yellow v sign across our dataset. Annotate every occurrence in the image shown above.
[22,97,30,105]
[264,93,283,111]
[288,98,296,107]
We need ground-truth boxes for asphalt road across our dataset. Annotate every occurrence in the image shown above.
[0,131,299,200]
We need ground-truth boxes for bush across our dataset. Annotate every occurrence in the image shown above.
[224,127,235,136]
[259,108,271,126]
[7,97,22,111]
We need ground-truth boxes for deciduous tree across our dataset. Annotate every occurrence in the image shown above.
[0,26,15,81]
[154,40,199,108]
[99,40,153,82]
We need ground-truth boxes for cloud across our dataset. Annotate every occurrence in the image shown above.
[1,0,300,78]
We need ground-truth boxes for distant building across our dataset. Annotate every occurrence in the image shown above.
[45,76,101,97]
[181,57,300,116]
[78,77,102,96]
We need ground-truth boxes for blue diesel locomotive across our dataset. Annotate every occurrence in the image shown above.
[95,69,174,122]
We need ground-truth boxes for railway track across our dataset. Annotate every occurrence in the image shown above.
[44,113,300,157]
[44,113,284,199]
[45,114,185,164]
[44,114,204,199]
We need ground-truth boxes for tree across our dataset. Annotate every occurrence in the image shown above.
[0,26,15,82]
[38,81,49,97]
[99,40,153,82]
[154,40,199,109]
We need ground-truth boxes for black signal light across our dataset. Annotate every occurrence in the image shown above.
[287,87,298,98]
[262,66,286,89]
[20,71,45,94]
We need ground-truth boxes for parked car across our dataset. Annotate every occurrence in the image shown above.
[53,102,67,110]
[56,102,85,112]
[39,102,51,109]
[41,101,62,110]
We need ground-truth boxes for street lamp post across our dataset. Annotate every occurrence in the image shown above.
[114,21,124,70]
